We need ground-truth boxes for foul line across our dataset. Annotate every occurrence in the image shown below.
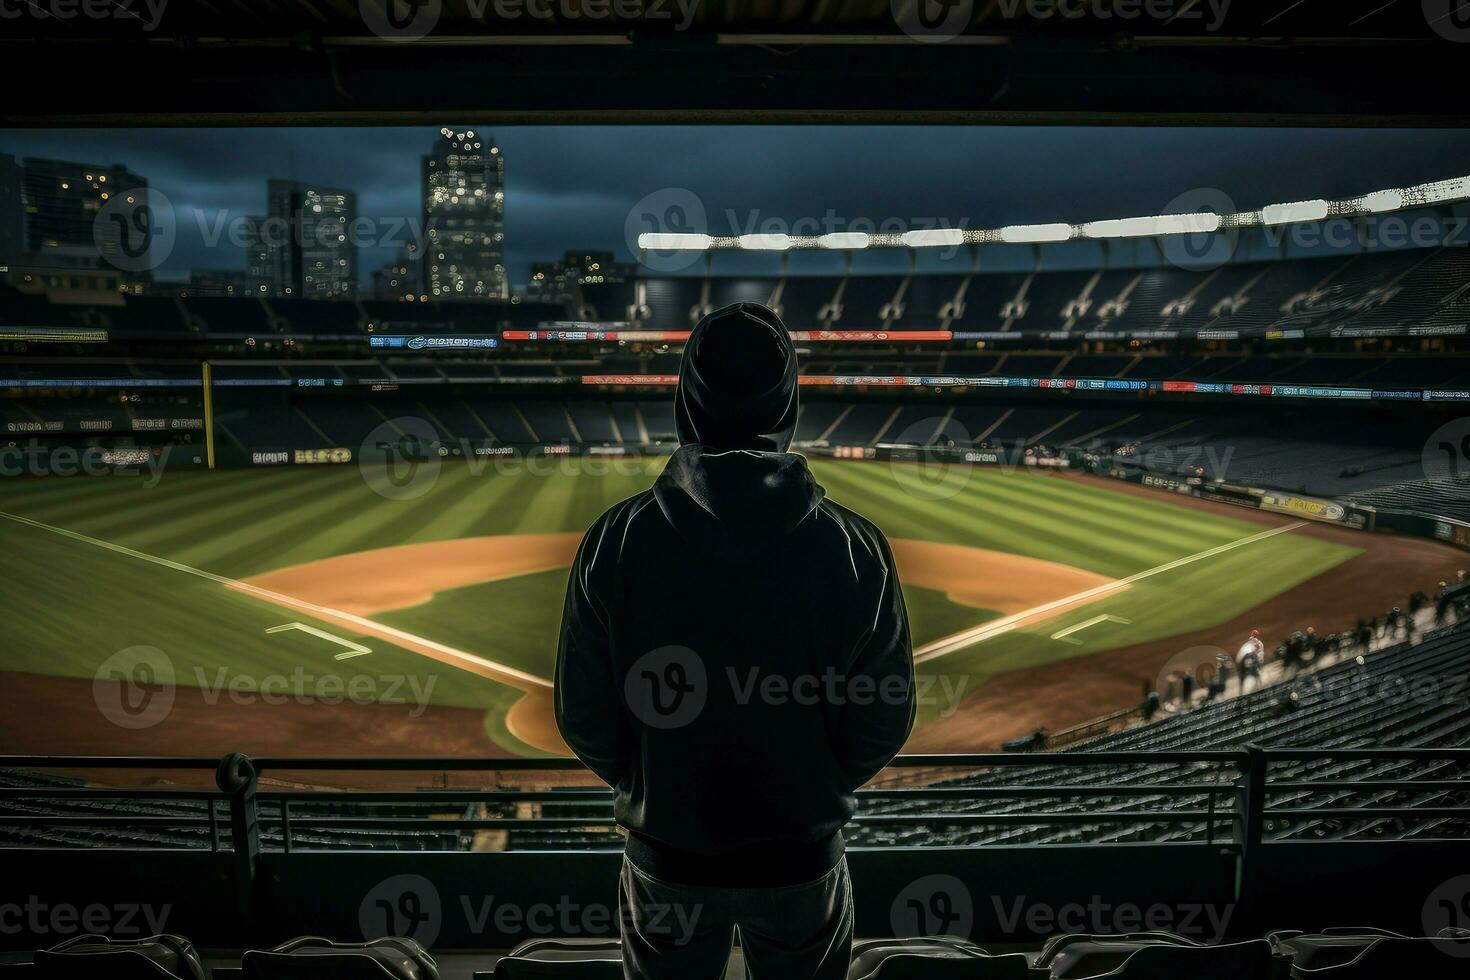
[914,521,1309,663]
[0,509,553,691]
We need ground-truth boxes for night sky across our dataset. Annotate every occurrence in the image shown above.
[3,127,1469,286]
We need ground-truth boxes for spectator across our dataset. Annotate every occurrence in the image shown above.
[1237,629,1264,693]
[1354,618,1372,652]
[556,303,913,980]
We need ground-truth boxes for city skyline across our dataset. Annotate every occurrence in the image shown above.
[3,127,1470,293]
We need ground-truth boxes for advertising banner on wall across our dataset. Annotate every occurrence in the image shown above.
[1259,491,1369,529]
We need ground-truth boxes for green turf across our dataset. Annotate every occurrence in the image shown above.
[377,569,572,681]
[0,458,1361,751]
[0,515,507,712]
[902,585,999,648]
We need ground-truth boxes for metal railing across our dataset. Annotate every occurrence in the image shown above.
[2,748,1466,855]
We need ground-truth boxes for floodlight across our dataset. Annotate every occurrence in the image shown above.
[999,223,1072,244]
[638,233,713,250]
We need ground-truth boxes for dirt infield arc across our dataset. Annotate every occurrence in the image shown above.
[238,533,1118,754]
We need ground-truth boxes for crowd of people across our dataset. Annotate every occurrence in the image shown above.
[1146,572,1470,719]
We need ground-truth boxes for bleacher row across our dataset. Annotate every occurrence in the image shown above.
[580,245,1470,337]
[797,350,1470,388]
[0,396,204,437]
[5,623,1462,857]
[201,392,1439,497]
[2,380,1450,499]
[8,351,1468,392]
[0,770,469,852]
[1343,480,1470,524]
[515,621,1470,854]
[202,351,1470,387]
[858,623,1470,850]
[4,244,1468,339]
[0,290,561,338]
[6,928,1470,979]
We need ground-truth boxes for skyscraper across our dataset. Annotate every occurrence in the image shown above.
[266,179,358,299]
[0,154,23,267]
[0,157,153,295]
[372,243,423,302]
[525,250,631,305]
[242,215,277,295]
[18,158,149,271]
[422,127,505,300]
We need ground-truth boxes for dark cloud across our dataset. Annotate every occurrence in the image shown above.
[3,126,1469,286]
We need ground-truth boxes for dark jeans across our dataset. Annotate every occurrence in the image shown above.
[619,855,854,980]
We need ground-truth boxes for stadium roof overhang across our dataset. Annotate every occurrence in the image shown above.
[2,1,1469,127]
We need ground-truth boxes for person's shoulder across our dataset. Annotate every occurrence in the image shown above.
[810,497,895,569]
[816,497,885,537]
[574,489,662,564]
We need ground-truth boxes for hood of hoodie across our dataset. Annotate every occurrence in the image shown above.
[654,303,824,557]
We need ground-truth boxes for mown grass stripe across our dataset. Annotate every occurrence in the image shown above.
[815,461,1183,577]
[401,463,529,546]
[193,468,419,576]
[913,469,1229,563]
[817,459,1252,564]
[909,461,1255,542]
[0,468,275,533]
[132,468,369,566]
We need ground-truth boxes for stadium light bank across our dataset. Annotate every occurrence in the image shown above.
[638,174,1470,252]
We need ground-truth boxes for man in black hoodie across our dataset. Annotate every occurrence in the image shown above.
[555,302,915,980]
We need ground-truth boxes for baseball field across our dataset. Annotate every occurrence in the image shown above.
[0,455,1462,765]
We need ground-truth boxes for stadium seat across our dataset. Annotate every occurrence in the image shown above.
[848,936,988,978]
[490,956,622,978]
[855,951,1030,979]
[241,937,438,980]
[1267,927,1409,971]
[497,939,621,960]
[1034,932,1201,977]
[1285,935,1470,979]
[1083,940,1274,980]
[33,934,206,980]
[487,939,622,978]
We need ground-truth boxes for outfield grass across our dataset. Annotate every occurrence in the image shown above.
[0,459,1360,748]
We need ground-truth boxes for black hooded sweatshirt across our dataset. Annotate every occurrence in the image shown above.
[554,302,915,887]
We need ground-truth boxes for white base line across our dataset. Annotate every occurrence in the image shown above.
[1051,614,1132,643]
[0,509,553,691]
[914,521,1309,664]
